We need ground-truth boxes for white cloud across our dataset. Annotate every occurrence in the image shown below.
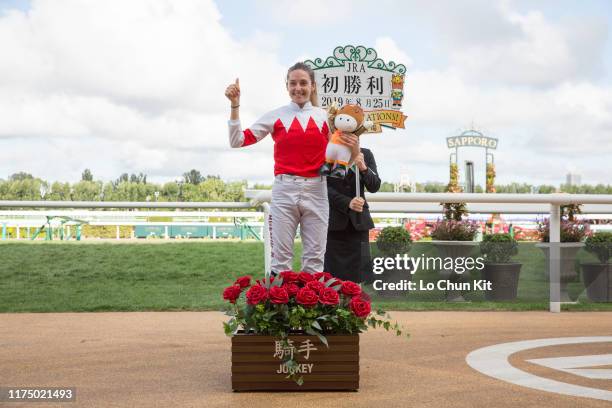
[255,0,355,26]
[448,8,607,86]
[0,0,286,182]
[374,37,413,69]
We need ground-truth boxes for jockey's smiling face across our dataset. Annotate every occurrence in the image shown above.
[286,69,314,108]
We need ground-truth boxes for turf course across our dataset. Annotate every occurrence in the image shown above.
[1,241,610,312]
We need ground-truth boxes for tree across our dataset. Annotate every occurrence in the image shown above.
[112,173,129,188]
[162,182,180,201]
[101,182,116,201]
[252,183,272,190]
[379,182,395,192]
[72,181,103,201]
[421,182,446,193]
[81,169,93,181]
[129,172,147,184]
[537,185,556,194]
[7,178,44,200]
[183,169,203,185]
[47,182,72,201]
[9,172,34,181]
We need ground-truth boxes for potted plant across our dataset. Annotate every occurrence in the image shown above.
[375,226,412,297]
[376,226,412,255]
[222,272,408,391]
[535,218,590,302]
[430,217,480,302]
[480,233,521,301]
[581,232,612,302]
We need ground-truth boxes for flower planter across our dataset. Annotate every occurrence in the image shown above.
[432,241,478,302]
[581,263,612,302]
[481,263,522,301]
[536,242,584,302]
[231,332,359,391]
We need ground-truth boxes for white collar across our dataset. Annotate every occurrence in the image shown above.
[289,101,312,111]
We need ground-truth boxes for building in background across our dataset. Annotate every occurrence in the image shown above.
[566,173,582,186]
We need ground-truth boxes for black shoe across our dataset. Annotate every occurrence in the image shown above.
[319,162,333,176]
[330,164,347,178]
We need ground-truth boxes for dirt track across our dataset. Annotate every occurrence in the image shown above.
[1,311,611,407]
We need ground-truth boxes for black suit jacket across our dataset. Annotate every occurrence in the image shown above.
[327,148,381,231]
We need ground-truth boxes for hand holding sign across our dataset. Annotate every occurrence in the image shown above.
[349,197,365,213]
[353,152,367,172]
[225,78,241,105]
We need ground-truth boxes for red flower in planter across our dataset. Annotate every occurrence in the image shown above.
[306,280,325,294]
[223,284,242,304]
[283,282,300,297]
[269,286,289,304]
[313,272,333,281]
[297,272,314,285]
[234,275,251,289]
[319,287,340,305]
[246,285,268,305]
[296,288,318,308]
[349,296,371,318]
[279,271,298,284]
[341,281,362,297]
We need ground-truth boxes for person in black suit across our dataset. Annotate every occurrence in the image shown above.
[324,147,381,283]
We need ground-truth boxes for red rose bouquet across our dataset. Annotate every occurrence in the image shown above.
[222,271,407,346]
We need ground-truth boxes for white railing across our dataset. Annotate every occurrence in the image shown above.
[248,191,612,313]
[3,192,612,313]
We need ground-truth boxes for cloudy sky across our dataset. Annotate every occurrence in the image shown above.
[0,0,611,186]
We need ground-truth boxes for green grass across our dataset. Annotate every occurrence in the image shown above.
[0,241,276,312]
[0,241,611,312]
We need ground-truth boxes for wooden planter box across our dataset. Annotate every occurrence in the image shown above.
[231,333,359,391]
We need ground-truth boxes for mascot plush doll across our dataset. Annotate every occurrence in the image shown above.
[319,104,372,178]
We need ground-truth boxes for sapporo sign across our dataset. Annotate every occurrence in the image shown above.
[304,45,407,133]
[446,130,498,149]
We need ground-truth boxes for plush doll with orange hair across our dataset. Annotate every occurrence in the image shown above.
[319,104,372,178]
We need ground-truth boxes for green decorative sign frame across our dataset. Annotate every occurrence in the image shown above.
[304,45,406,74]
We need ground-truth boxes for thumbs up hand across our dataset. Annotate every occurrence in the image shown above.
[225,78,241,105]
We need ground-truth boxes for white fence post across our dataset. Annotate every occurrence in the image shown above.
[549,204,561,313]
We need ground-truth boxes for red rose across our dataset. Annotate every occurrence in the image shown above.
[349,296,371,318]
[269,286,289,304]
[319,287,340,305]
[341,281,362,297]
[246,285,268,305]
[234,275,251,289]
[306,280,325,294]
[283,283,300,297]
[297,272,314,285]
[279,271,298,284]
[313,272,333,281]
[222,284,242,304]
[296,288,318,308]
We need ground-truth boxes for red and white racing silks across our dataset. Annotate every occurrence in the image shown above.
[228,101,330,177]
